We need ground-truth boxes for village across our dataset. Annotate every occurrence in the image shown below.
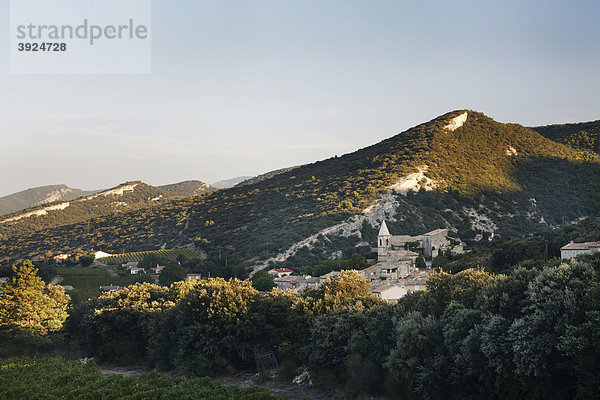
[20,220,599,300]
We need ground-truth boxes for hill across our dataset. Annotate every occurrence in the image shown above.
[1,110,599,271]
[159,180,216,196]
[235,166,301,187]
[211,176,252,189]
[0,184,97,216]
[532,120,600,154]
[0,181,172,250]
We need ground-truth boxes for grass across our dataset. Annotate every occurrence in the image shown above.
[57,267,152,301]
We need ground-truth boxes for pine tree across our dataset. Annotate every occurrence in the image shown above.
[0,261,70,335]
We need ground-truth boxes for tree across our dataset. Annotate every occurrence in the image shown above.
[251,270,275,291]
[65,249,94,267]
[0,261,70,336]
[305,270,382,313]
[159,264,187,286]
[416,256,426,269]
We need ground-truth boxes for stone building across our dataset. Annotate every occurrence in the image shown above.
[560,241,600,260]
[377,220,462,260]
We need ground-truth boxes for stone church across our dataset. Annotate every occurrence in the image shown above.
[377,220,462,262]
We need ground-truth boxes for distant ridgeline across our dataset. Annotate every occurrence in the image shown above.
[0,110,599,270]
[532,119,600,155]
[0,184,97,216]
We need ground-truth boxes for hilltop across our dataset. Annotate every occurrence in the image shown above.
[235,166,301,187]
[0,181,172,241]
[159,180,216,196]
[0,184,97,216]
[211,176,253,189]
[1,110,599,270]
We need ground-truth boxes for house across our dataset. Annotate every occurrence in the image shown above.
[150,265,166,274]
[274,275,320,291]
[398,269,429,293]
[93,251,113,259]
[187,273,202,280]
[268,268,293,278]
[560,241,600,259]
[99,285,121,293]
[53,254,70,261]
[318,270,340,285]
[360,263,401,281]
[377,221,463,260]
[59,285,74,291]
[150,274,160,284]
[123,261,139,269]
[368,268,430,301]
[370,281,408,301]
[129,267,145,275]
[0,277,8,286]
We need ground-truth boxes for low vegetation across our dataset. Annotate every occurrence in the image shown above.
[101,249,206,265]
[0,357,282,400]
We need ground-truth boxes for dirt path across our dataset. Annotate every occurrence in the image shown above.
[98,365,149,377]
[98,366,342,400]
[218,373,343,400]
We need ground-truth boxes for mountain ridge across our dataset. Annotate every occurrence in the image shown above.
[532,120,600,154]
[0,184,98,216]
[159,180,216,196]
[1,110,599,270]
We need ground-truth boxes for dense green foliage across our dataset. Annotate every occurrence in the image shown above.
[0,262,69,336]
[0,357,283,399]
[307,259,600,399]
[61,257,600,399]
[533,120,600,154]
[0,181,172,262]
[251,270,276,291]
[159,180,217,196]
[68,273,380,371]
[298,253,369,276]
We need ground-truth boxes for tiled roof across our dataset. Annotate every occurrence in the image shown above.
[561,241,600,250]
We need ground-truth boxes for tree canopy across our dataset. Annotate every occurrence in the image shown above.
[0,261,69,336]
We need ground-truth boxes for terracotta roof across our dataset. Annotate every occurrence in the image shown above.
[272,268,293,273]
[561,241,600,250]
[274,275,319,283]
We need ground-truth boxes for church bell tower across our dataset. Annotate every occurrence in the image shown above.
[377,220,392,262]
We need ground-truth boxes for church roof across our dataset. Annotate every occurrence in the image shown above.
[378,221,390,236]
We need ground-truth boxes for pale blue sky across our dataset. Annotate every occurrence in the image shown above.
[1,0,599,196]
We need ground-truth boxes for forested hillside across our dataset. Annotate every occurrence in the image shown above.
[533,120,600,154]
[1,111,599,270]
[159,180,216,196]
[0,184,97,216]
[0,182,172,254]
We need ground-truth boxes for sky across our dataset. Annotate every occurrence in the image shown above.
[1,0,599,196]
